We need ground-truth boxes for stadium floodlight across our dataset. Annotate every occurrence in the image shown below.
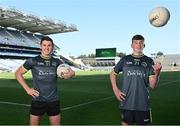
[57,20,63,24]
[43,17,55,25]
[57,20,67,27]
[26,14,40,21]
[6,6,23,16]
[69,24,78,31]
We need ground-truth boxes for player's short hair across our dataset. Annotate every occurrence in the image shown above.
[40,36,54,47]
[132,34,145,43]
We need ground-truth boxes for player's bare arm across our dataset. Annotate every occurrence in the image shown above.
[110,70,126,101]
[149,62,162,89]
[15,66,39,97]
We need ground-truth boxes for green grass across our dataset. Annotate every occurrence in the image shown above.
[0,71,180,125]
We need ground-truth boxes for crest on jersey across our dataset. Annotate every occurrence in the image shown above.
[141,62,147,67]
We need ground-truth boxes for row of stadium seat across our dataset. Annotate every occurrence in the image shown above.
[0,27,40,48]
[0,59,25,72]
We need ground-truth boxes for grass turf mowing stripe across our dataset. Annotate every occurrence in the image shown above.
[158,79,180,87]
[0,96,114,111]
[0,79,179,111]
[61,96,114,111]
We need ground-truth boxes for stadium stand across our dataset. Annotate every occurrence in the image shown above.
[80,54,180,71]
[0,7,78,72]
[154,54,180,71]
[81,58,96,67]
[81,56,120,67]
[79,57,120,71]
[0,59,25,72]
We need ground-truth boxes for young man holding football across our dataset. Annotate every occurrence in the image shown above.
[110,34,162,125]
[15,36,74,125]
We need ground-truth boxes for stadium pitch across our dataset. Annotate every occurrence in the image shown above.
[0,71,180,125]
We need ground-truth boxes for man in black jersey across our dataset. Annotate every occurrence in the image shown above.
[110,34,162,125]
[15,36,75,125]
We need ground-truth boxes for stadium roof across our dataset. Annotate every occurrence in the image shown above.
[0,7,78,35]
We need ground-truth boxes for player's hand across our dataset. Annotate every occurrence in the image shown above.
[152,62,162,75]
[113,88,126,101]
[62,68,75,79]
[26,88,40,98]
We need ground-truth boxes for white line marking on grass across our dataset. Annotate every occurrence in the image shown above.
[158,79,180,87]
[0,96,115,111]
[0,101,30,107]
[0,79,180,110]
[61,96,114,111]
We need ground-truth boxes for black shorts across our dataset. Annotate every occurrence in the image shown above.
[30,100,60,116]
[121,109,151,125]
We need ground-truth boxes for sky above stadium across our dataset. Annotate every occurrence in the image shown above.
[0,0,180,57]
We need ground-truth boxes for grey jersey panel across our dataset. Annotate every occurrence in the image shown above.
[23,55,63,102]
[114,54,154,111]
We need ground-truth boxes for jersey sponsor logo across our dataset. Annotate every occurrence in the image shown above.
[126,61,133,65]
[38,70,56,76]
[37,62,44,65]
[127,70,145,77]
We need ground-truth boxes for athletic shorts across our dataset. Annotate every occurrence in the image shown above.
[121,109,151,125]
[30,100,60,116]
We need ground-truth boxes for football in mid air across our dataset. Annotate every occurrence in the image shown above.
[57,64,70,78]
[149,6,170,27]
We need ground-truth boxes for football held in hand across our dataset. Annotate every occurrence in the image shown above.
[57,64,70,78]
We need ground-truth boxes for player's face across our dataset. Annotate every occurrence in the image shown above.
[131,40,144,55]
[40,40,53,57]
